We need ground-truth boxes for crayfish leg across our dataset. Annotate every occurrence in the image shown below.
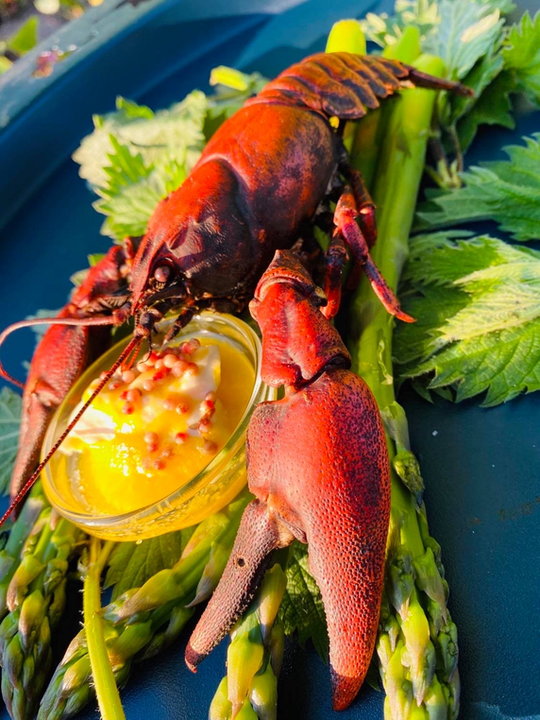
[405,65,474,96]
[332,188,414,323]
[9,245,130,499]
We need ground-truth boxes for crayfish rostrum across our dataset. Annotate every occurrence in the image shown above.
[0,52,470,710]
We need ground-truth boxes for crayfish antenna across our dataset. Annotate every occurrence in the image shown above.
[0,315,122,390]
[0,333,143,528]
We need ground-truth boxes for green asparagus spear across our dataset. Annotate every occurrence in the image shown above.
[37,493,250,720]
[0,489,47,619]
[347,53,460,720]
[349,25,422,189]
[209,561,287,720]
[83,537,126,720]
[0,487,84,720]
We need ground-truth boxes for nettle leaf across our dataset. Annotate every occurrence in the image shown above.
[447,48,504,122]
[94,137,188,239]
[0,387,22,496]
[105,527,195,600]
[72,73,264,243]
[280,542,328,661]
[402,230,522,286]
[73,92,208,241]
[396,234,540,406]
[502,11,540,103]
[454,67,515,151]
[417,134,540,242]
[73,98,154,189]
[74,93,206,190]
[443,10,540,151]
[395,285,470,366]
[423,0,505,80]
[361,0,440,49]
[409,321,540,405]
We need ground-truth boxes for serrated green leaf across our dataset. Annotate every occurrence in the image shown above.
[91,136,188,239]
[454,68,515,151]
[423,0,505,80]
[417,133,540,241]
[412,320,540,405]
[279,542,328,661]
[361,0,514,52]
[72,91,208,240]
[402,231,524,286]
[502,11,540,103]
[104,527,195,600]
[445,48,505,129]
[396,234,540,405]
[361,0,440,49]
[395,285,470,365]
[73,92,206,191]
[0,387,22,496]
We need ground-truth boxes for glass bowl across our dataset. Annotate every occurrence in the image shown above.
[42,312,272,541]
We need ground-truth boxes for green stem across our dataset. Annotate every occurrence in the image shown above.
[83,538,125,720]
[351,53,445,567]
[349,54,445,405]
[349,26,422,189]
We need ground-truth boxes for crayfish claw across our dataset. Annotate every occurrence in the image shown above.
[186,500,294,672]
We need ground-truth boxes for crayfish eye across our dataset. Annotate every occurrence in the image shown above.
[153,264,172,284]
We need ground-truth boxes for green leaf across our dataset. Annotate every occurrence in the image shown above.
[6,16,39,56]
[396,234,540,405]
[396,285,470,366]
[454,67,515,151]
[502,11,540,103]
[0,387,22,496]
[73,94,200,190]
[73,92,208,240]
[93,136,188,239]
[279,542,328,660]
[104,527,194,600]
[410,320,540,405]
[417,133,540,241]
[401,230,518,286]
[423,0,505,80]
[361,0,511,78]
[361,0,440,49]
[72,71,266,242]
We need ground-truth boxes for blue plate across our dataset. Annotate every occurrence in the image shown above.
[0,1,539,718]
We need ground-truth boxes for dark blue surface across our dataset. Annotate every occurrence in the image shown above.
[0,0,539,718]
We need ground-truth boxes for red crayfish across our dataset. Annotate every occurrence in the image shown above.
[0,52,470,710]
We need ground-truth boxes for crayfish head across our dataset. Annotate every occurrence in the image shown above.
[130,234,194,342]
[131,241,187,312]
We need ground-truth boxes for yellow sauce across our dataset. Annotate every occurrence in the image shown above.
[54,336,255,517]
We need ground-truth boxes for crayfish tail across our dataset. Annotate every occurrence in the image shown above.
[185,500,293,671]
[405,65,474,97]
